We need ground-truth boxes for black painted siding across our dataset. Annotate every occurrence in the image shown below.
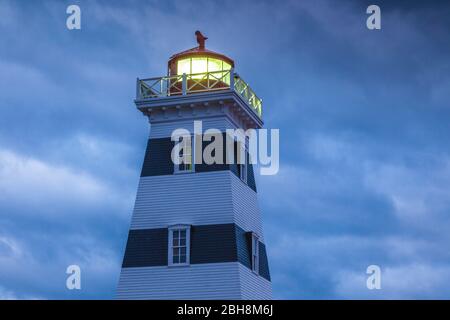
[195,133,230,173]
[140,136,257,193]
[122,224,271,281]
[122,228,168,268]
[140,138,174,177]
[190,224,237,264]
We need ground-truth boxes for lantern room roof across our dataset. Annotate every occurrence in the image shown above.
[168,32,235,69]
[168,46,235,68]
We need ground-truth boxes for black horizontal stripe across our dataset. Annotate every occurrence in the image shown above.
[121,223,270,281]
[121,228,168,268]
[140,137,257,192]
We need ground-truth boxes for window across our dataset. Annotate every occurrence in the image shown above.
[177,58,191,75]
[236,141,247,183]
[251,233,259,274]
[174,135,194,173]
[176,57,232,84]
[239,152,248,183]
[168,225,191,266]
[191,57,207,75]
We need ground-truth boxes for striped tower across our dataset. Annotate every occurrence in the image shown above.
[116,32,272,299]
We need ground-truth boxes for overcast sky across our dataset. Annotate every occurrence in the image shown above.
[1,0,450,299]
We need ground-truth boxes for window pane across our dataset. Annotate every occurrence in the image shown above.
[179,255,186,263]
[173,231,179,246]
[208,58,222,73]
[222,61,231,71]
[173,247,179,257]
[180,163,192,171]
[208,58,222,80]
[191,57,207,75]
[177,137,192,172]
[184,153,192,165]
[180,238,186,246]
[180,140,192,171]
[184,141,192,156]
[222,61,231,85]
[177,58,191,75]
[180,230,186,239]
[180,247,186,255]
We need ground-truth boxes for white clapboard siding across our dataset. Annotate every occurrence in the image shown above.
[116,262,242,300]
[130,171,265,237]
[149,116,237,139]
[238,263,273,300]
[130,171,235,229]
[230,173,265,242]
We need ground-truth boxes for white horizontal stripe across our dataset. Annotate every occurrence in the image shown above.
[116,262,272,300]
[116,262,241,300]
[149,116,237,139]
[238,263,272,300]
[230,172,265,242]
[130,171,235,229]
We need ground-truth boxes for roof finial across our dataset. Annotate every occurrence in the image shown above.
[195,30,208,50]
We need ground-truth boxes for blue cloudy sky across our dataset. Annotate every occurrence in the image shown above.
[1,0,450,299]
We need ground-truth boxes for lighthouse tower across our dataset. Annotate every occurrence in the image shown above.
[116,32,272,299]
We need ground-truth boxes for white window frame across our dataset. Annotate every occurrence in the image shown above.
[168,225,191,266]
[251,233,259,275]
[174,135,195,174]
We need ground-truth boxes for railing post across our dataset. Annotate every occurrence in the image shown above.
[229,68,234,90]
[136,77,140,99]
[182,73,187,95]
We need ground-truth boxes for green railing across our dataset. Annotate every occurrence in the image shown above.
[137,69,262,117]
[233,75,262,117]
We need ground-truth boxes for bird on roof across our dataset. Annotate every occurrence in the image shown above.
[195,30,208,50]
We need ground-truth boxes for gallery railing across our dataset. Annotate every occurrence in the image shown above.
[137,69,262,117]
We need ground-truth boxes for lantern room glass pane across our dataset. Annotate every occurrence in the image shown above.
[208,58,224,83]
[177,58,191,75]
[222,61,231,85]
[176,56,232,85]
[191,57,208,76]
[222,61,231,71]
[208,58,222,73]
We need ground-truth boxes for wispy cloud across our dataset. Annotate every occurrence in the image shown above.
[0,148,130,214]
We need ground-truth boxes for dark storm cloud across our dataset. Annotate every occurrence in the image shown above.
[0,0,450,299]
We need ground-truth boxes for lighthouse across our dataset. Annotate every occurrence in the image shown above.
[116,32,272,299]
